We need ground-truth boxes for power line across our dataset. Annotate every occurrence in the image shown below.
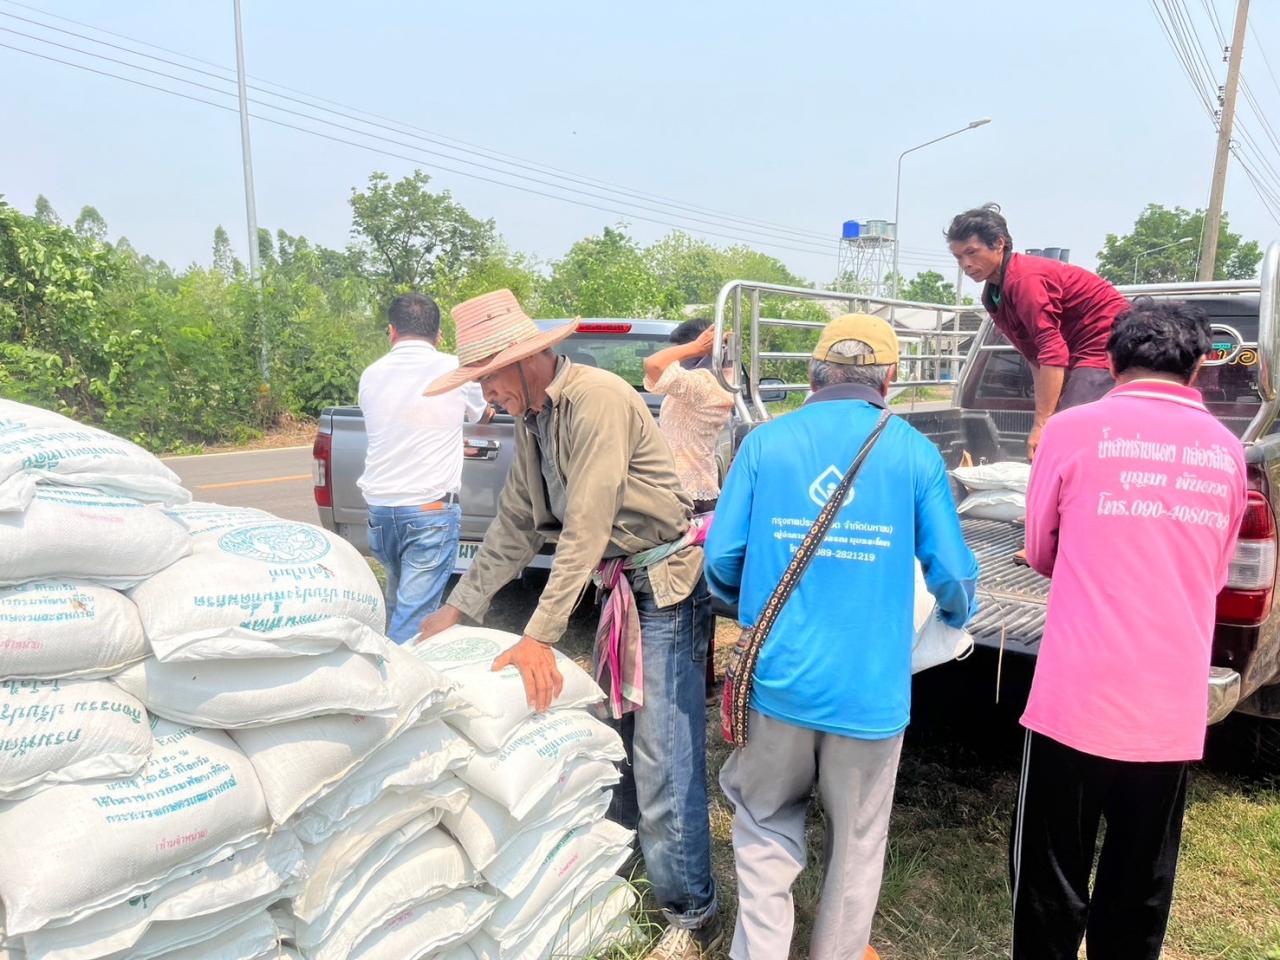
[0,1,858,247]
[0,25,858,258]
[0,38,963,272]
[1231,147,1280,225]
[1248,21,1280,100]
[0,12,957,269]
[0,3,967,266]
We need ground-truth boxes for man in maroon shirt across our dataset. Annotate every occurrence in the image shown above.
[946,204,1130,458]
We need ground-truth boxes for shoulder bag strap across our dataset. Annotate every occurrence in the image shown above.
[751,408,891,645]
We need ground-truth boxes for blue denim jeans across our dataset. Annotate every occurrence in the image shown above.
[606,573,718,930]
[366,503,460,643]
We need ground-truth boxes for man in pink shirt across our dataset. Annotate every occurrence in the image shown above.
[1011,298,1247,959]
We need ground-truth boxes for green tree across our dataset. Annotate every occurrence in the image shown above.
[73,206,109,244]
[212,226,241,276]
[1097,204,1262,284]
[543,226,664,318]
[646,232,724,305]
[900,270,957,304]
[348,170,496,293]
[32,195,61,226]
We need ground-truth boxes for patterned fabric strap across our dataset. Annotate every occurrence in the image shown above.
[724,409,892,747]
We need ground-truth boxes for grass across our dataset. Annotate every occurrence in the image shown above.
[411,574,1280,958]
[579,619,1280,959]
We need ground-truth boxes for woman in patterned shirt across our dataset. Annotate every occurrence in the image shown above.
[644,318,735,697]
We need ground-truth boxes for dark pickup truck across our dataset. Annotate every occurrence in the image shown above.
[713,244,1280,768]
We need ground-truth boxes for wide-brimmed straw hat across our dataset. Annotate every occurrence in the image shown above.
[424,289,579,396]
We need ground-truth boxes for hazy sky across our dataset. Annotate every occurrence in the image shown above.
[4,0,1280,299]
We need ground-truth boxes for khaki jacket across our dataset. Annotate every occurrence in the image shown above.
[448,361,702,643]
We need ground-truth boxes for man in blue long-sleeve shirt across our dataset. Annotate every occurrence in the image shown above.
[706,313,977,960]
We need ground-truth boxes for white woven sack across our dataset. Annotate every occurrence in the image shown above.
[70,891,285,960]
[482,790,613,898]
[348,888,496,960]
[298,828,474,960]
[143,911,277,960]
[22,832,304,960]
[113,650,395,729]
[288,720,472,845]
[0,488,191,589]
[950,461,1031,493]
[412,627,604,752]
[0,720,271,936]
[484,819,633,945]
[911,562,974,675]
[0,401,189,514]
[0,581,147,681]
[230,641,453,823]
[129,518,385,661]
[471,876,636,960]
[458,712,625,819]
[163,503,273,537]
[0,678,151,800]
[442,757,620,871]
[957,489,1025,522]
[266,904,294,946]
[292,783,468,929]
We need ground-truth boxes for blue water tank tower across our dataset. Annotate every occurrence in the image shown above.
[842,220,861,240]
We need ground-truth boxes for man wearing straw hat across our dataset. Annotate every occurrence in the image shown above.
[417,289,721,959]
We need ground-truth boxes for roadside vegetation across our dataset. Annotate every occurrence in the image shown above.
[4,178,1256,453]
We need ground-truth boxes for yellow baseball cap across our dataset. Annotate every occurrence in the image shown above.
[812,313,900,365]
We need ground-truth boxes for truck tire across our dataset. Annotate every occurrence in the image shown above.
[1245,716,1280,778]
[1207,714,1280,779]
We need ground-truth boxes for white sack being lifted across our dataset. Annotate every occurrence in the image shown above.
[129,518,387,662]
[0,401,189,514]
[0,488,192,589]
[0,581,148,681]
[0,720,272,936]
[412,626,604,752]
[0,678,151,800]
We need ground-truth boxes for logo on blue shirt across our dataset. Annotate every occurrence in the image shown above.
[809,466,856,509]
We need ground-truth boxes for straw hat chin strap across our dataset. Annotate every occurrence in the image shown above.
[516,359,535,416]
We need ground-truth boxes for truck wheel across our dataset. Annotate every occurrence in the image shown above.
[1209,714,1280,779]
[1245,716,1280,778]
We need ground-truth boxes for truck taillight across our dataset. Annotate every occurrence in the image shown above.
[1217,490,1276,626]
[312,432,333,508]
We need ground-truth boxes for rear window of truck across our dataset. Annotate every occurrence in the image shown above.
[556,333,672,389]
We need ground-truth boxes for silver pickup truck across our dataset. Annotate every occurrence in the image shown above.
[313,319,749,576]
[315,255,1280,770]
[711,249,1280,770]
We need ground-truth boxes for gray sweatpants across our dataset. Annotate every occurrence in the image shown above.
[719,711,903,960]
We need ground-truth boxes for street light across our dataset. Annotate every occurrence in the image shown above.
[892,118,992,301]
[1133,237,1195,283]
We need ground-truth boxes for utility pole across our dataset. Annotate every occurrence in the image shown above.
[232,0,268,384]
[1199,0,1250,281]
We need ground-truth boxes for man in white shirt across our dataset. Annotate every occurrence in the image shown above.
[358,293,489,642]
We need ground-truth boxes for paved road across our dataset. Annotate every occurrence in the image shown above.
[162,445,316,523]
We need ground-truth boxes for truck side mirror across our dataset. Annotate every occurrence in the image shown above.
[758,378,787,404]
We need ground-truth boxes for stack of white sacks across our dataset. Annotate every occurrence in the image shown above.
[952,461,1032,522]
[0,399,636,960]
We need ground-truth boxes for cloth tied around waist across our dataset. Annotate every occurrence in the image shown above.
[592,513,712,718]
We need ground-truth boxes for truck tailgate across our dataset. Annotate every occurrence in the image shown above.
[962,517,1049,654]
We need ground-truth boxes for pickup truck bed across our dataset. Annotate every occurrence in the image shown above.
[961,518,1047,654]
